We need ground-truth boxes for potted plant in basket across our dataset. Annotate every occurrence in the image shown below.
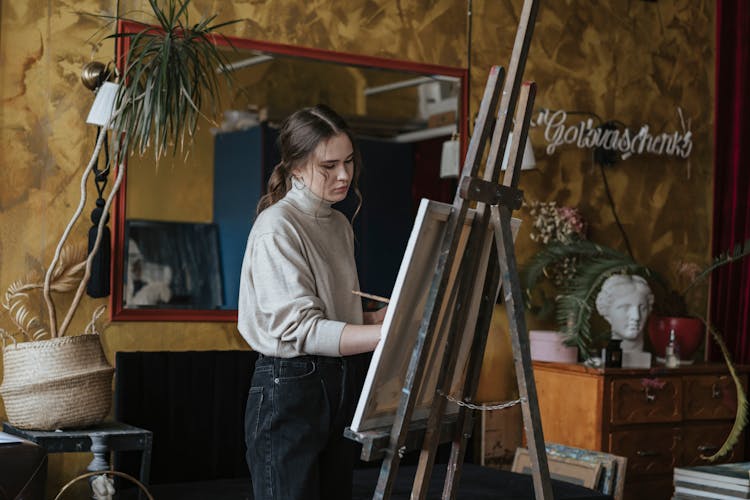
[0,0,237,431]
[522,232,750,461]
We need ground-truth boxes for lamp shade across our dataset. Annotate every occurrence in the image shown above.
[440,138,461,178]
[501,132,536,171]
[86,81,119,127]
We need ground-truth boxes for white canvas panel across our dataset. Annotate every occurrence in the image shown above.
[350,199,480,432]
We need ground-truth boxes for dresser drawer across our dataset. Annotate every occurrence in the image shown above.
[610,427,679,477]
[610,377,682,425]
[680,422,745,466]
[683,374,744,420]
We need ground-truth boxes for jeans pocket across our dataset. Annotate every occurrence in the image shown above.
[245,386,264,440]
[277,358,317,383]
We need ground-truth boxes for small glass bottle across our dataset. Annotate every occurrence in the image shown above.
[664,329,681,368]
[602,339,622,368]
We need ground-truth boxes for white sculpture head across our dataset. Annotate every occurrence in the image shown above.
[595,274,654,352]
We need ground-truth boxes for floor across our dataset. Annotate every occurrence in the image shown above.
[115,464,612,500]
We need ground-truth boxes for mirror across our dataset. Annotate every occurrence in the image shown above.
[110,20,468,322]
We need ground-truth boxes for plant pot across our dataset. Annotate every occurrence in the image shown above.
[647,316,705,360]
[529,330,578,363]
[0,334,113,430]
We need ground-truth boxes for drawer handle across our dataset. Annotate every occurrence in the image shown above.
[644,387,656,402]
[697,445,719,453]
[712,384,722,399]
[636,450,659,457]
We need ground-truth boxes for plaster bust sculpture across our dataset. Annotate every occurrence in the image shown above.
[595,274,654,352]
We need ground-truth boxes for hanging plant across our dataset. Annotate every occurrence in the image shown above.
[106,0,239,160]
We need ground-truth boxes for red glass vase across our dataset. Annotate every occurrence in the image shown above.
[647,316,705,359]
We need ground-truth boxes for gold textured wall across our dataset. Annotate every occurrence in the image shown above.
[474,0,714,405]
[0,0,714,492]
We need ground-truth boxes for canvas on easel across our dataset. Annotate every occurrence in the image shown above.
[350,199,477,432]
[350,199,522,433]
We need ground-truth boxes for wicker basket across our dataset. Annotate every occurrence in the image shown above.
[0,334,114,430]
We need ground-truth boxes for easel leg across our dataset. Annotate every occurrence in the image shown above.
[492,204,553,500]
[443,236,503,500]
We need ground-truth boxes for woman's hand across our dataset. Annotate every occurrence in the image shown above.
[363,305,388,325]
[339,306,388,355]
[340,324,382,355]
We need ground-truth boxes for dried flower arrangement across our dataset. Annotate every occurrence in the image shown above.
[528,200,587,246]
[0,246,105,345]
[523,200,588,318]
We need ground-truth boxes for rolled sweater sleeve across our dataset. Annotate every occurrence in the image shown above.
[248,231,344,356]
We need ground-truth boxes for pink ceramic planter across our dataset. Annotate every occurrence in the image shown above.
[529,330,578,363]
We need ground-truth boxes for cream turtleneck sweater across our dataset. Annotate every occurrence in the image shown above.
[237,184,363,358]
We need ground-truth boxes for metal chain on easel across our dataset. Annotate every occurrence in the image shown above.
[437,390,526,411]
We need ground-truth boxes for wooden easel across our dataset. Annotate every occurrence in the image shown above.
[347,1,552,499]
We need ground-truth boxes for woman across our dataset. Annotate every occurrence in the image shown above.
[238,104,385,500]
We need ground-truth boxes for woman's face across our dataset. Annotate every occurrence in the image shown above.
[296,132,354,203]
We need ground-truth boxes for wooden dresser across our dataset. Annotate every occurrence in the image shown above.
[532,361,747,500]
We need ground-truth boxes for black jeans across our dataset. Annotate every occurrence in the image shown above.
[245,354,361,500]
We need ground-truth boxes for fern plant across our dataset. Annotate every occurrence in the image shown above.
[522,239,663,353]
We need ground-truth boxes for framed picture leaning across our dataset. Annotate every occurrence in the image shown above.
[123,220,223,309]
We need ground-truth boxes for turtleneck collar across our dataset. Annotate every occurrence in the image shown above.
[283,182,334,218]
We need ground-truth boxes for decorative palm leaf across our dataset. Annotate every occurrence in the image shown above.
[523,240,637,295]
[521,239,611,318]
[105,0,238,160]
[681,237,750,296]
[700,321,748,462]
[2,245,86,341]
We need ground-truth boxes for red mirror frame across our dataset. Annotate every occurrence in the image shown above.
[110,19,468,322]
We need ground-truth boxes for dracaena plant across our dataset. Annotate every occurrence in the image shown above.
[107,0,238,160]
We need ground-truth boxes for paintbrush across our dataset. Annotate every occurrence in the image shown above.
[351,290,390,304]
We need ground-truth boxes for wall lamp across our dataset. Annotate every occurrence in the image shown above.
[81,61,118,126]
[440,132,535,179]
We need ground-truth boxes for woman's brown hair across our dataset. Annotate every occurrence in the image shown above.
[256,104,362,216]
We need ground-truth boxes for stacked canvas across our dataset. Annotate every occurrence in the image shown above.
[673,462,750,500]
